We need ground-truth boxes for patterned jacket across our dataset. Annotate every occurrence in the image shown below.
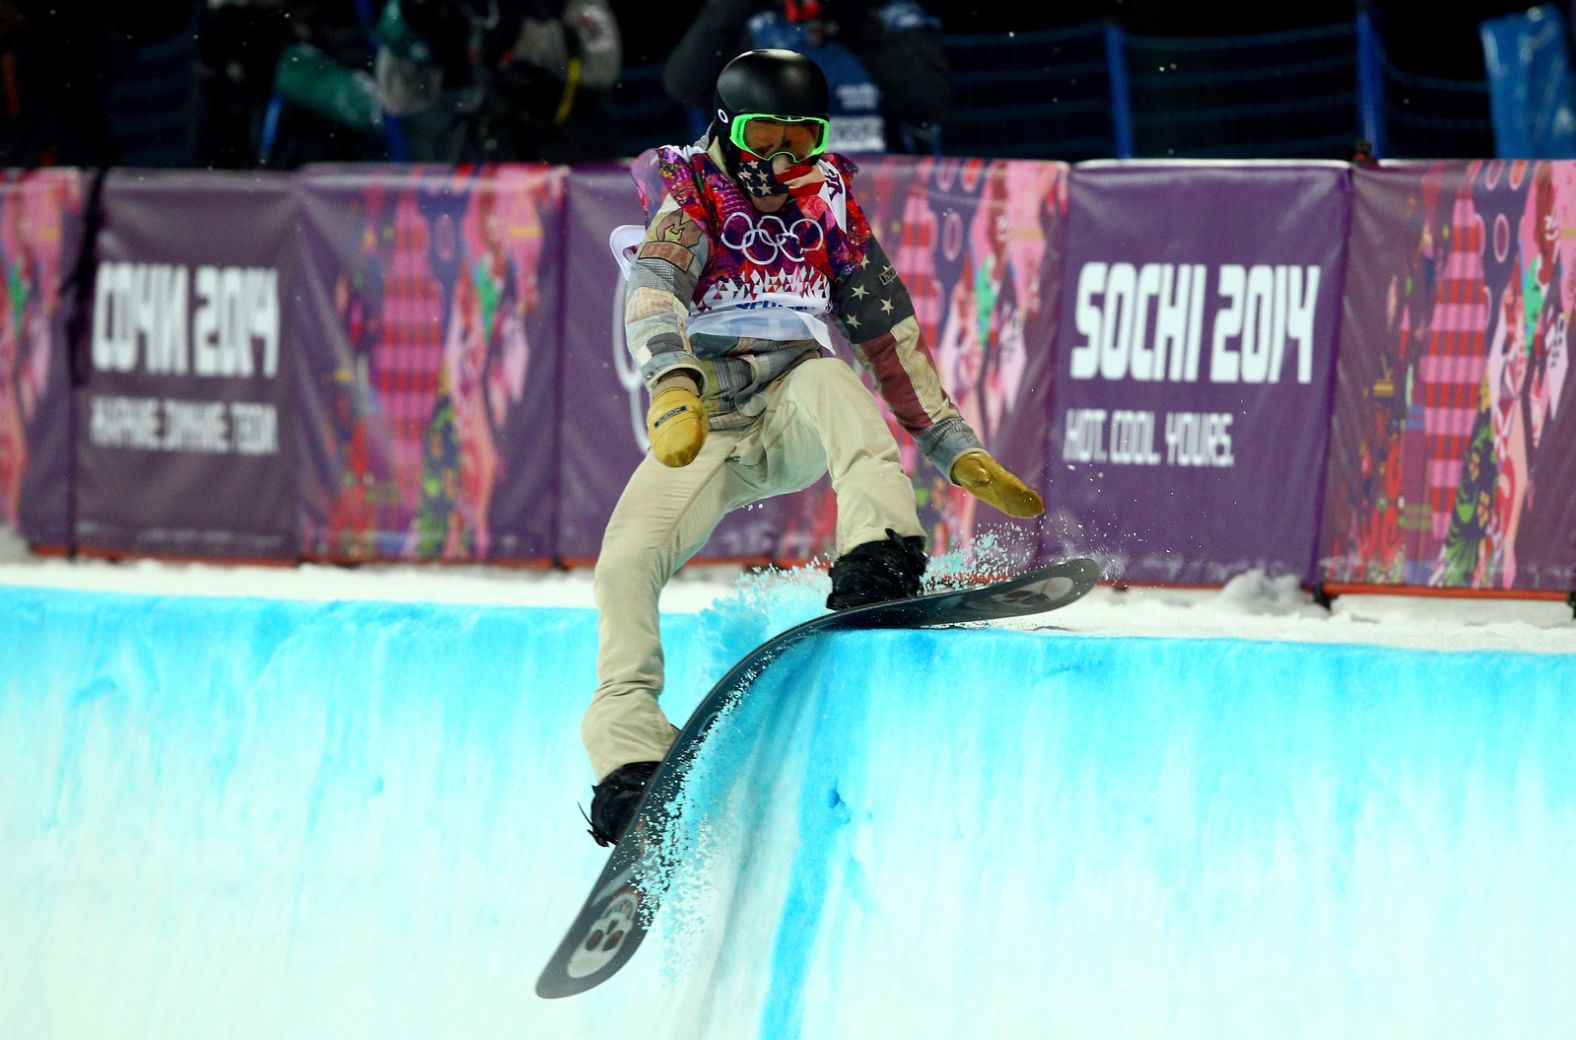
[623,138,982,479]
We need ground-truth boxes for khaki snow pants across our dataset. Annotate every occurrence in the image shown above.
[581,357,923,781]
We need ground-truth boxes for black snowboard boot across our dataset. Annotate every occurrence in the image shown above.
[826,528,928,610]
[587,760,661,847]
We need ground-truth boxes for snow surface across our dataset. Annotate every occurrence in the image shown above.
[2,520,1571,655]
[4,528,1576,1038]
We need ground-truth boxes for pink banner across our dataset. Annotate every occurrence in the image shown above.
[1321,162,1576,590]
[773,156,1070,564]
[0,170,82,549]
[554,156,1067,567]
[294,164,566,563]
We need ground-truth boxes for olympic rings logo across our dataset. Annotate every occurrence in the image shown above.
[719,211,825,265]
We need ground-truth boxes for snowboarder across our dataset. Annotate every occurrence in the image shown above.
[582,48,1043,845]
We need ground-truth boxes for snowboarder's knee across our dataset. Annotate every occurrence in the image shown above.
[593,545,666,606]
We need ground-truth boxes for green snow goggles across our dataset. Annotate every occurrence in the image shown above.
[728,113,831,163]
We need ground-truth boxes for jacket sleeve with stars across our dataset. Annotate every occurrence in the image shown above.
[830,230,984,483]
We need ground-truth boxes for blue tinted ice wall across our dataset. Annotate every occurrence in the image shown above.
[3,587,1574,1039]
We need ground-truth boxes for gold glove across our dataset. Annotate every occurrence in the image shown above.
[646,374,707,467]
[950,451,1044,518]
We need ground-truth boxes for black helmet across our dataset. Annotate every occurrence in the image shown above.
[711,49,830,143]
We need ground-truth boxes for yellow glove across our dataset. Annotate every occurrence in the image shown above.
[950,451,1044,518]
[646,375,707,467]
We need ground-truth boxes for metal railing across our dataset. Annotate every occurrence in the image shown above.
[613,15,1497,163]
[1124,24,1359,159]
[943,24,1118,161]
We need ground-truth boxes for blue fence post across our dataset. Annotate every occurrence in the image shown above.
[1355,4,1388,157]
[353,0,409,161]
[1104,22,1134,159]
[259,95,283,164]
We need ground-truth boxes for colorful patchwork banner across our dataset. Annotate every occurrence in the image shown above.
[0,169,81,549]
[772,156,1071,566]
[556,156,1066,567]
[1321,162,1576,590]
[76,172,298,559]
[1045,163,1351,584]
[294,164,565,562]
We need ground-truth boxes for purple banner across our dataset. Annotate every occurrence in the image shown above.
[1321,162,1576,591]
[77,172,298,559]
[0,170,81,549]
[1045,163,1350,584]
[558,162,794,564]
[17,157,1566,592]
[294,165,565,562]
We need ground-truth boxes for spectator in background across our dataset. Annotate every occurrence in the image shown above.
[373,0,622,163]
[663,0,949,154]
[196,0,393,169]
[195,1,288,168]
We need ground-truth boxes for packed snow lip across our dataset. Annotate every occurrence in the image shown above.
[3,534,1569,656]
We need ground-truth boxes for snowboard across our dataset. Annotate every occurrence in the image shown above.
[535,556,1102,999]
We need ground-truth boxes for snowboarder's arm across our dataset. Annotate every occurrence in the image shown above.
[830,229,1043,518]
[829,231,982,480]
[624,192,709,393]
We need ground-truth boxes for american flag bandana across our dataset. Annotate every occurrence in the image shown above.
[734,156,822,199]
